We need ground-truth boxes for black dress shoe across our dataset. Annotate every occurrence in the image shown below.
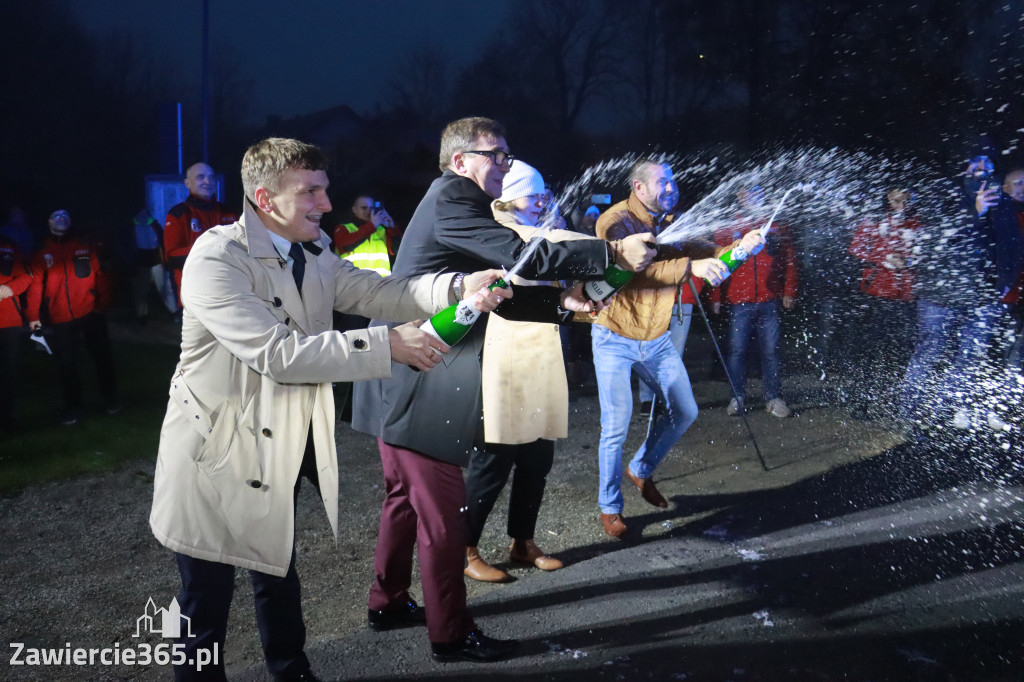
[367,597,427,631]
[431,630,518,662]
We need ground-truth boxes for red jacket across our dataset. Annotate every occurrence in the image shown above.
[27,235,110,324]
[163,195,237,270]
[0,237,32,329]
[848,213,921,302]
[679,277,702,304]
[710,217,798,305]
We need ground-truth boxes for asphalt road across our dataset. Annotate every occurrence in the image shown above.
[2,326,1022,681]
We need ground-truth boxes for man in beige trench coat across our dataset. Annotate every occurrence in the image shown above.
[149,137,507,682]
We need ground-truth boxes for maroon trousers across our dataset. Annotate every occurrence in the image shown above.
[368,439,475,643]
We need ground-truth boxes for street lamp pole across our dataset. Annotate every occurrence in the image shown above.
[201,0,210,162]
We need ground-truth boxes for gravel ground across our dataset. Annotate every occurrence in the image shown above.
[0,339,917,682]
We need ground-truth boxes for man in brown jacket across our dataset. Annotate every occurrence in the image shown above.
[591,159,764,538]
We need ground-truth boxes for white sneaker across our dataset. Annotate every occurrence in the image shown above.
[765,398,792,418]
[987,411,1011,432]
[951,409,971,429]
[726,398,744,416]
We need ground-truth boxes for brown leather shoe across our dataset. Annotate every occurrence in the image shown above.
[464,547,511,583]
[624,469,668,508]
[509,539,564,571]
[600,513,627,538]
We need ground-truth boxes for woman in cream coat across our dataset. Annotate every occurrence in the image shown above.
[464,160,596,582]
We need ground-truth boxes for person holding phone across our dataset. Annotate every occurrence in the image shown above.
[332,194,403,277]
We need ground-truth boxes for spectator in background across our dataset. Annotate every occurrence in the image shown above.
[331,194,403,337]
[0,234,32,431]
[575,205,600,237]
[710,185,799,419]
[538,184,567,230]
[131,209,178,323]
[901,158,1014,432]
[984,168,1024,367]
[330,195,405,419]
[0,205,34,261]
[27,209,119,426]
[846,188,921,414]
[332,194,403,277]
[163,162,238,312]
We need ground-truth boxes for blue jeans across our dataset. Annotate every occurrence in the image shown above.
[726,300,782,401]
[639,303,693,403]
[901,300,1004,417]
[592,324,698,514]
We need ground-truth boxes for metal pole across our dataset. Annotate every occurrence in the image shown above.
[176,103,183,175]
[689,279,770,471]
[201,0,210,162]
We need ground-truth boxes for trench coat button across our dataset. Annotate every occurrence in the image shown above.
[273,297,282,307]
[353,338,366,350]
[247,479,262,489]
[262,428,272,437]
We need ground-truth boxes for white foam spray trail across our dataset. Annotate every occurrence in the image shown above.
[505,214,556,281]
[759,186,797,237]
[505,147,1024,480]
[505,155,653,279]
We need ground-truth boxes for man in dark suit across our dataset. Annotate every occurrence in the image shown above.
[352,117,655,662]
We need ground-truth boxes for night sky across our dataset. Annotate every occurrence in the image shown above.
[6,1,1019,230]
[69,0,514,122]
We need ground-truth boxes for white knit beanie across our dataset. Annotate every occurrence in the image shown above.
[499,160,545,203]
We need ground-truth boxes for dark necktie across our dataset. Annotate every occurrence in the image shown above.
[289,242,306,293]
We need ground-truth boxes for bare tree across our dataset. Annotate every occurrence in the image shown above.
[521,0,630,135]
[388,41,452,128]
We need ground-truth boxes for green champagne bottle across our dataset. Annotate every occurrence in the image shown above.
[420,278,508,346]
[707,245,749,284]
[583,263,634,303]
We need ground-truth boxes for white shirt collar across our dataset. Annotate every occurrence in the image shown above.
[267,229,295,264]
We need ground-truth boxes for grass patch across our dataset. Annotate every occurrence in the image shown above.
[1,330,179,494]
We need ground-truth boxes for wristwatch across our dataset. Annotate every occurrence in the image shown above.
[452,272,466,300]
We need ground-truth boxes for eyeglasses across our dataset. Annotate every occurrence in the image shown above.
[464,150,515,168]
[50,212,69,221]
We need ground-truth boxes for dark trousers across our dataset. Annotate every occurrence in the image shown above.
[49,312,117,411]
[174,552,308,681]
[464,439,555,547]
[0,326,23,424]
[174,430,318,681]
[369,439,474,644]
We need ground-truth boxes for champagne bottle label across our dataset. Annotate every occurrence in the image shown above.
[583,264,634,303]
[723,246,749,270]
[707,245,750,284]
[453,301,482,326]
[583,279,618,301]
[418,277,507,347]
[420,300,481,345]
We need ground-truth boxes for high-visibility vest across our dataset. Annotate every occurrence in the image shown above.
[341,223,391,276]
